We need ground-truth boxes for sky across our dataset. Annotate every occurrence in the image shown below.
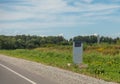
[0,0,120,39]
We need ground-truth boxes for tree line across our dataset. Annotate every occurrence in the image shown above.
[73,35,120,44]
[0,35,120,49]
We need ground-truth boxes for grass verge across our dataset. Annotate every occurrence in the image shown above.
[0,45,120,83]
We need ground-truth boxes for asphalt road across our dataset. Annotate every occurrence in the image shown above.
[0,60,58,84]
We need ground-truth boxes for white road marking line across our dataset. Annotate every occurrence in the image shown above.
[0,63,36,84]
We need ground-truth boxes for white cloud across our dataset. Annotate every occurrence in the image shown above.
[0,11,33,21]
[58,33,64,36]
[0,0,120,30]
[74,3,120,12]
[111,0,120,3]
[109,33,120,38]
[81,0,93,3]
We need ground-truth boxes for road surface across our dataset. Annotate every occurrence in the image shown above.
[0,59,57,84]
[0,55,117,84]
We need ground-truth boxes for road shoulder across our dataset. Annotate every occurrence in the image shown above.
[0,54,117,84]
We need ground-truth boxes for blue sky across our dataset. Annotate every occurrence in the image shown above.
[0,0,120,39]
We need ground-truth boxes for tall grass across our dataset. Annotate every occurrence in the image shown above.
[0,45,120,83]
[84,52,120,82]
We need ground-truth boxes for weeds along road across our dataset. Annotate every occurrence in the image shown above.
[0,55,58,84]
[0,54,118,84]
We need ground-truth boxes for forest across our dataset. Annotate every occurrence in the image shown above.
[0,35,120,49]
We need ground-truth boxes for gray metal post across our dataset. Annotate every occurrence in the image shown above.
[73,41,83,64]
[97,35,100,44]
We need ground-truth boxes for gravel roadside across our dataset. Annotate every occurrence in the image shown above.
[0,55,118,84]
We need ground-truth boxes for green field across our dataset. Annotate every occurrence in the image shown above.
[0,44,120,83]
